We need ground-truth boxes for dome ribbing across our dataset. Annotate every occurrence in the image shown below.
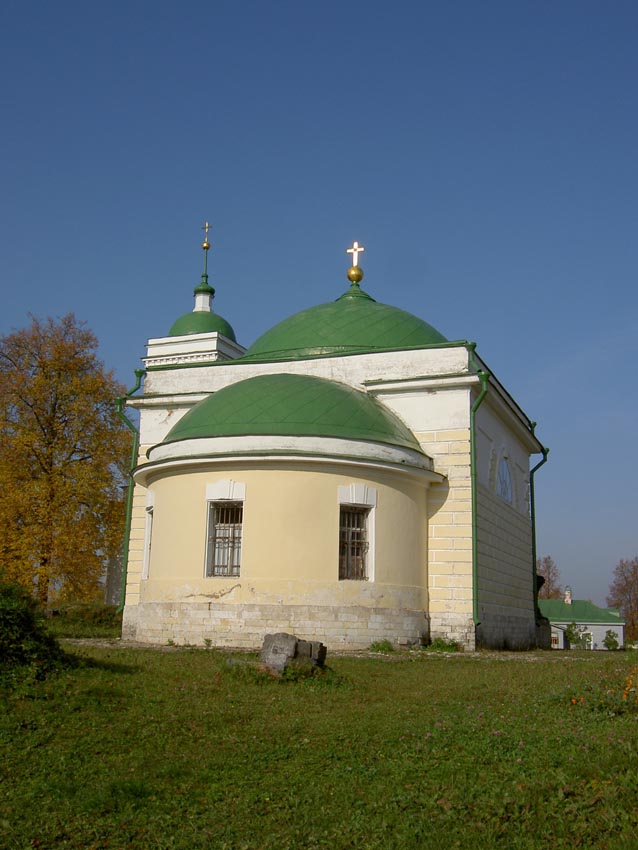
[162,373,423,453]
[242,283,446,362]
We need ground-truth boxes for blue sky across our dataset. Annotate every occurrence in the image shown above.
[1,1,636,606]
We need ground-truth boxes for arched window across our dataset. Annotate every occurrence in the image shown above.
[497,457,513,504]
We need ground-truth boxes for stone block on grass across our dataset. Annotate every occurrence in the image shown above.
[260,632,326,674]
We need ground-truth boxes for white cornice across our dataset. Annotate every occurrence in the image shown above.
[365,374,478,393]
[127,394,209,410]
[147,434,434,469]
[135,450,445,488]
[144,331,246,369]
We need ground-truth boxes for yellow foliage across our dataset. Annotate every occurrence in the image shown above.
[0,314,132,603]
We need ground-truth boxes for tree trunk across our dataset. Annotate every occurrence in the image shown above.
[36,557,50,605]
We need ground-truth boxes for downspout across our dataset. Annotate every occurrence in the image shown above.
[529,435,550,607]
[468,343,490,632]
[115,369,146,613]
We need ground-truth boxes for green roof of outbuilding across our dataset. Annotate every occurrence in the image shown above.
[162,373,423,452]
[538,599,625,624]
[169,310,237,340]
[241,283,447,362]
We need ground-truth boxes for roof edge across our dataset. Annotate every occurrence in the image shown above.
[146,433,434,470]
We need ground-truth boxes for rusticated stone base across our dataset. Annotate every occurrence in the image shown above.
[122,601,429,650]
[428,613,476,651]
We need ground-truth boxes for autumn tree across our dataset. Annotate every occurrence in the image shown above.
[607,557,638,642]
[0,314,132,604]
[536,555,563,599]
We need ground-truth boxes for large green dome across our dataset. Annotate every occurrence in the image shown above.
[169,310,236,340]
[242,283,446,362]
[161,373,423,452]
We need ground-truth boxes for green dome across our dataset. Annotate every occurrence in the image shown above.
[162,373,423,452]
[242,283,446,362]
[169,310,237,340]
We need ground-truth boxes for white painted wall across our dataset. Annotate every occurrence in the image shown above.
[475,399,531,515]
[139,345,472,401]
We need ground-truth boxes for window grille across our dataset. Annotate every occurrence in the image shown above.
[339,506,369,580]
[206,502,243,577]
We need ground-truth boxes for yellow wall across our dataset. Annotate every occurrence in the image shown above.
[140,461,428,612]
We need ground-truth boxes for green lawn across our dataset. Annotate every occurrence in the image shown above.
[46,606,123,640]
[2,646,638,849]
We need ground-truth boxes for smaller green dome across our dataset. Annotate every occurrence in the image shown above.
[169,310,237,340]
[162,373,423,452]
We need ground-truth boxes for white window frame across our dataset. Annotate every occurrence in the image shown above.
[141,492,154,581]
[205,480,246,578]
[337,485,376,581]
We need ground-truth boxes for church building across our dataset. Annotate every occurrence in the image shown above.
[121,228,548,651]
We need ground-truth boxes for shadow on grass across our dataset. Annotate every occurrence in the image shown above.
[65,649,140,676]
[1,652,140,706]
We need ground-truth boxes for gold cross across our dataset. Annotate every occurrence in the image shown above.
[201,220,211,249]
[346,240,365,267]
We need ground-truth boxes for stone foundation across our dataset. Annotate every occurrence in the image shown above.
[122,601,429,650]
[428,613,476,650]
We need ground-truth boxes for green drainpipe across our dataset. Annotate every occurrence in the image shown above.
[529,436,550,607]
[115,369,145,613]
[467,343,490,632]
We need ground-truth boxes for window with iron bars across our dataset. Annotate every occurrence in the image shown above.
[206,501,243,577]
[339,506,370,580]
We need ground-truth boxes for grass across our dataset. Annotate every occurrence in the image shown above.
[369,639,395,653]
[422,636,461,653]
[2,647,638,849]
[46,604,123,639]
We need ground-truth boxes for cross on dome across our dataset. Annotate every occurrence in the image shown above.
[200,220,213,281]
[346,240,365,267]
[201,220,211,250]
